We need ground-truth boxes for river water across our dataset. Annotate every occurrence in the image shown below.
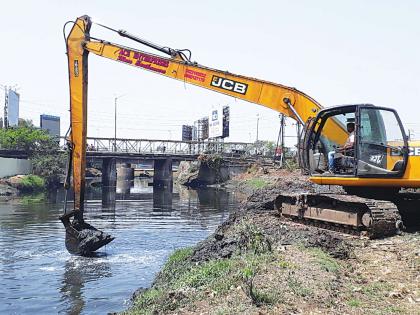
[0,179,238,314]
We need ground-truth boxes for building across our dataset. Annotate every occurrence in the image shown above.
[40,114,60,137]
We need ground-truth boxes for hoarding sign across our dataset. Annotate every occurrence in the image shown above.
[209,107,223,138]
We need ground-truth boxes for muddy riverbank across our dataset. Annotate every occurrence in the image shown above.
[125,168,420,315]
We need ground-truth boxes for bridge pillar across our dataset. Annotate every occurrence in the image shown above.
[153,186,173,210]
[102,158,116,187]
[153,158,173,188]
[102,185,116,208]
[117,162,134,181]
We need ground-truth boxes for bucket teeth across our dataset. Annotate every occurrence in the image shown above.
[60,211,114,256]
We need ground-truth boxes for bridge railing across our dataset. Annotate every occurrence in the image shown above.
[59,137,258,156]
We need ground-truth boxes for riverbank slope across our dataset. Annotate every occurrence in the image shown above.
[125,167,420,315]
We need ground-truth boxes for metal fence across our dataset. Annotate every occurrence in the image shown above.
[60,137,258,157]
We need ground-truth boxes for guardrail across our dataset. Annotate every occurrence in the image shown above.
[59,137,259,157]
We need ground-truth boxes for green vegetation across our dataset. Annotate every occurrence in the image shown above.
[286,274,313,297]
[198,154,223,169]
[306,247,340,273]
[244,178,270,189]
[20,192,46,204]
[359,281,394,302]
[347,298,362,307]
[235,219,272,254]
[0,120,51,153]
[127,224,275,314]
[278,259,297,270]
[0,120,66,187]
[18,175,45,192]
[128,248,238,314]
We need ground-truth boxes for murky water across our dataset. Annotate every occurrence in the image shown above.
[0,179,238,314]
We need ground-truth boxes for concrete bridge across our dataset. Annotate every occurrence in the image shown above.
[77,137,257,157]
[0,137,261,189]
[71,137,258,189]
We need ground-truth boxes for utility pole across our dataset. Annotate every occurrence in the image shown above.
[256,113,259,142]
[280,114,285,166]
[274,114,285,166]
[3,86,8,129]
[114,94,126,152]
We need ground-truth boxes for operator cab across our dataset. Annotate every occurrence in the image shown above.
[301,104,409,178]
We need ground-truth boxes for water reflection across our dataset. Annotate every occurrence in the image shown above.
[60,255,112,315]
[0,178,237,314]
[102,185,116,209]
[153,186,173,210]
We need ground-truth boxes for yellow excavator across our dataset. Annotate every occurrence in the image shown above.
[62,15,420,255]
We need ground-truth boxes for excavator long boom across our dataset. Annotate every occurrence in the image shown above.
[63,15,348,255]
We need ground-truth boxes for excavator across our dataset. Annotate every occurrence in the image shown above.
[61,15,420,255]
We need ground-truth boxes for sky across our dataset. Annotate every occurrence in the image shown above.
[1,0,419,146]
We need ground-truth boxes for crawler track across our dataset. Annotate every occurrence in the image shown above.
[275,193,401,238]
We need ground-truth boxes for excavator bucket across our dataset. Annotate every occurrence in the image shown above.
[60,210,114,256]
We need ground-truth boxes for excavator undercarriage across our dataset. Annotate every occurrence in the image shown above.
[275,192,403,238]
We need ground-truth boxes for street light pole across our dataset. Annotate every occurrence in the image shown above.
[114,97,117,152]
[256,113,259,142]
[114,94,126,152]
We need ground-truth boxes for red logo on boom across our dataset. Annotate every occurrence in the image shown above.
[184,69,206,82]
[117,49,169,74]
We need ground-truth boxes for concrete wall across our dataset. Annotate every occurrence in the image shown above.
[175,160,248,187]
[0,157,32,178]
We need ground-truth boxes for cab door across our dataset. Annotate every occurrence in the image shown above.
[356,106,408,177]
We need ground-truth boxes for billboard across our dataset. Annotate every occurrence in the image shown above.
[208,106,229,139]
[182,125,193,141]
[209,107,223,138]
[40,114,60,137]
[7,89,19,127]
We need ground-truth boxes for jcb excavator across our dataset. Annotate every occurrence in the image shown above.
[62,15,420,255]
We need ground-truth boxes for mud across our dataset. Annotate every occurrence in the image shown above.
[0,183,18,200]
[190,207,353,264]
[64,221,114,256]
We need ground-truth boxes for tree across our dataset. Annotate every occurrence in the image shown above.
[18,118,34,128]
[0,125,50,153]
[0,125,66,187]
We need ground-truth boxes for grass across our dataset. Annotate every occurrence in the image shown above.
[347,298,362,307]
[244,178,270,189]
[235,219,272,255]
[128,238,279,315]
[286,275,313,297]
[306,247,340,273]
[361,281,393,299]
[17,175,45,192]
[278,259,298,270]
[127,228,348,314]
[379,305,404,314]
[128,247,238,314]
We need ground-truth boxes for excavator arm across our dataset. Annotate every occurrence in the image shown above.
[63,15,349,255]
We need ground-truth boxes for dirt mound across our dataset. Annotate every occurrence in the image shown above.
[190,208,353,263]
